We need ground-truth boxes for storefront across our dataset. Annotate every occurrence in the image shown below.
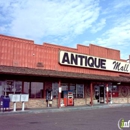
[0,34,130,109]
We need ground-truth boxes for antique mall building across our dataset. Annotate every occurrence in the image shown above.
[0,34,130,109]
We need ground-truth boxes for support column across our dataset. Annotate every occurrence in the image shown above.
[22,81,24,94]
[90,82,93,106]
[84,83,87,104]
[58,80,61,108]
[44,82,46,99]
[29,82,31,98]
[106,83,109,104]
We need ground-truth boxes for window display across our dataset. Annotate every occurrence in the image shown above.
[52,82,58,98]
[112,85,118,97]
[5,80,14,92]
[24,82,30,94]
[24,82,44,98]
[15,81,22,92]
[31,82,43,98]
[94,85,100,101]
[61,83,68,98]
[3,80,22,95]
[70,83,76,98]
[112,85,118,92]
[76,84,84,98]
[61,83,68,91]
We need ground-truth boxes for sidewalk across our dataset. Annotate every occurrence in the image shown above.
[0,103,130,115]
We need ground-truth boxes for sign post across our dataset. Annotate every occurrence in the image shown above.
[9,94,20,112]
[58,80,61,108]
[106,84,109,104]
[20,94,29,111]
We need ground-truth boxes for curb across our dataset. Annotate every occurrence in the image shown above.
[0,104,130,115]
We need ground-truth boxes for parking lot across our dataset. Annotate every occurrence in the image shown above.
[0,106,130,130]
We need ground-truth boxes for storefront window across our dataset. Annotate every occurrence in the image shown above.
[76,84,84,98]
[15,81,22,93]
[24,82,44,98]
[108,83,112,91]
[52,82,58,98]
[112,85,118,97]
[61,83,68,98]
[3,80,22,95]
[52,83,84,98]
[61,83,68,91]
[24,82,30,94]
[31,82,43,98]
[112,85,118,92]
[94,85,100,100]
[5,80,14,94]
[70,83,76,98]
[0,81,4,96]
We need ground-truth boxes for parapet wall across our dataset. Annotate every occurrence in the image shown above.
[0,34,128,76]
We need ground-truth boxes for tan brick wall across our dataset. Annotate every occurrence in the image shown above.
[9,99,58,109]
[112,98,130,104]
[86,98,91,105]
[74,98,86,106]
[85,97,130,105]
[9,97,130,109]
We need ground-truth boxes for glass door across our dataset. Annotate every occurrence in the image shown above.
[94,85,100,103]
[99,86,105,103]
[108,83,113,104]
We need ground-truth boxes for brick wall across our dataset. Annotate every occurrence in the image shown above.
[9,97,130,110]
[9,99,58,109]
[0,34,129,77]
[74,99,86,106]
[112,98,130,104]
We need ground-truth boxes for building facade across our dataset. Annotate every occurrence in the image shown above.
[0,34,130,109]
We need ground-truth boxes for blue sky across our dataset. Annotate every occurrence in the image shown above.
[0,0,130,59]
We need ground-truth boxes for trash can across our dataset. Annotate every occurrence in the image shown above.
[3,96,10,108]
[0,96,10,112]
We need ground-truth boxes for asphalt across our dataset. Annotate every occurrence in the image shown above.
[1,103,130,115]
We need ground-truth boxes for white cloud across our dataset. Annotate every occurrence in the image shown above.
[90,18,106,33]
[1,0,130,60]
[85,19,130,45]
[102,19,130,45]
[113,0,130,9]
[0,0,100,43]
[83,17,130,59]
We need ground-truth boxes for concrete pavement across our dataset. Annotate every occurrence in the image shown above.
[0,105,130,130]
[0,103,130,115]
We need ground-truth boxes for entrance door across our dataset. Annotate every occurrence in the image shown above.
[99,86,105,103]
